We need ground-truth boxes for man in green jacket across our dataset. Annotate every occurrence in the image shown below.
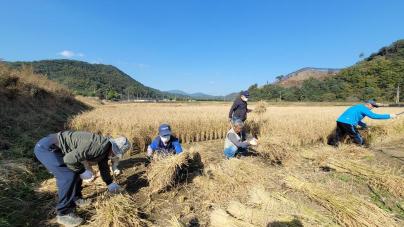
[34,131,131,226]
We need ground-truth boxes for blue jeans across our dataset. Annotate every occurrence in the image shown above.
[34,135,82,215]
[224,145,248,158]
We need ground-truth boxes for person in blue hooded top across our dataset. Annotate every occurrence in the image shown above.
[328,99,397,146]
[147,124,183,157]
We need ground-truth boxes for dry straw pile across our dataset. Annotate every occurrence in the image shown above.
[91,193,147,227]
[210,208,257,227]
[323,157,404,197]
[255,135,293,165]
[145,151,199,194]
[193,158,275,204]
[285,176,398,227]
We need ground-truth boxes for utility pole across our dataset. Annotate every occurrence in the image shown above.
[396,85,400,104]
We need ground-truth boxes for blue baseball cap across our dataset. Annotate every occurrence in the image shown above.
[365,99,380,108]
[158,124,172,136]
[241,91,250,97]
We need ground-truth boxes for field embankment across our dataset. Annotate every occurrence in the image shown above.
[0,63,89,226]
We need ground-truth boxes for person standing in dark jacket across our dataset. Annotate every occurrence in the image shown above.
[34,131,131,226]
[228,91,252,123]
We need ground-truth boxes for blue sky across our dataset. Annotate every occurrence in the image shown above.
[1,0,404,95]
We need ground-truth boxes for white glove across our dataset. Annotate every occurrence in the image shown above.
[390,114,397,119]
[107,182,121,193]
[249,138,258,146]
[113,169,121,176]
[80,170,94,182]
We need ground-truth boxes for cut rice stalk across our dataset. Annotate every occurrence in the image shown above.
[210,208,258,227]
[323,157,404,197]
[91,193,146,227]
[284,176,398,227]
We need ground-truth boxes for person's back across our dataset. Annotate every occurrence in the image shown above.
[58,131,110,156]
[329,100,395,146]
[337,104,390,126]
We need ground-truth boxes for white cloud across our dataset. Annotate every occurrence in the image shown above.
[58,50,84,58]
[134,63,150,69]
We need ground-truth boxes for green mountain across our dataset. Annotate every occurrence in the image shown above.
[8,59,166,100]
[249,39,404,102]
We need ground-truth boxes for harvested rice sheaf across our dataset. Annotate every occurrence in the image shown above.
[323,157,404,197]
[92,193,146,227]
[255,136,292,165]
[146,151,200,194]
[285,176,398,227]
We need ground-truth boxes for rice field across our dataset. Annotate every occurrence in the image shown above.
[70,102,404,150]
[38,100,404,226]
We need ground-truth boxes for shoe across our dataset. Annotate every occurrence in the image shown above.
[56,212,83,226]
[75,198,91,207]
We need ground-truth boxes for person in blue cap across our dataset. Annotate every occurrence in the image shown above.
[229,90,252,123]
[147,124,183,157]
[328,99,397,146]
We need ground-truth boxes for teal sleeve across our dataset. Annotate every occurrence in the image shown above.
[362,107,390,120]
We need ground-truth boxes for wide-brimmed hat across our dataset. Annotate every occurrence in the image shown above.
[110,136,131,158]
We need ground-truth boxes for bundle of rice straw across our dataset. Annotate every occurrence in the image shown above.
[323,157,404,197]
[255,136,292,165]
[92,193,146,227]
[146,151,194,194]
[210,208,257,227]
[284,176,398,227]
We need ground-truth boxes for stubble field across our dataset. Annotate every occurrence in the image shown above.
[39,100,404,227]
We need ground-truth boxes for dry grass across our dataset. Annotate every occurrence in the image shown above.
[193,158,276,204]
[167,216,187,227]
[248,186,336,226]
[323,157,404,197]
[284,176,398,227]
[209,208,257,227]
[0,159,35,189]
[145,151,195,194]
[91,193,146,227]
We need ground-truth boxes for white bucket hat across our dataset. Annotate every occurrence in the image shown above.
[109,136,131,158]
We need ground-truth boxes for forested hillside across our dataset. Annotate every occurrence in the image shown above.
[249,40,404,102]
[8,60,168,100]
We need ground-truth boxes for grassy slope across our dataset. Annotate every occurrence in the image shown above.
[0,63,89,226]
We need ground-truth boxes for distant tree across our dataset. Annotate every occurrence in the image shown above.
[276,75,285,82]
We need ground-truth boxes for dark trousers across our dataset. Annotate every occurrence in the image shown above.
[329,122,364,146]
[34,135,82,215]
